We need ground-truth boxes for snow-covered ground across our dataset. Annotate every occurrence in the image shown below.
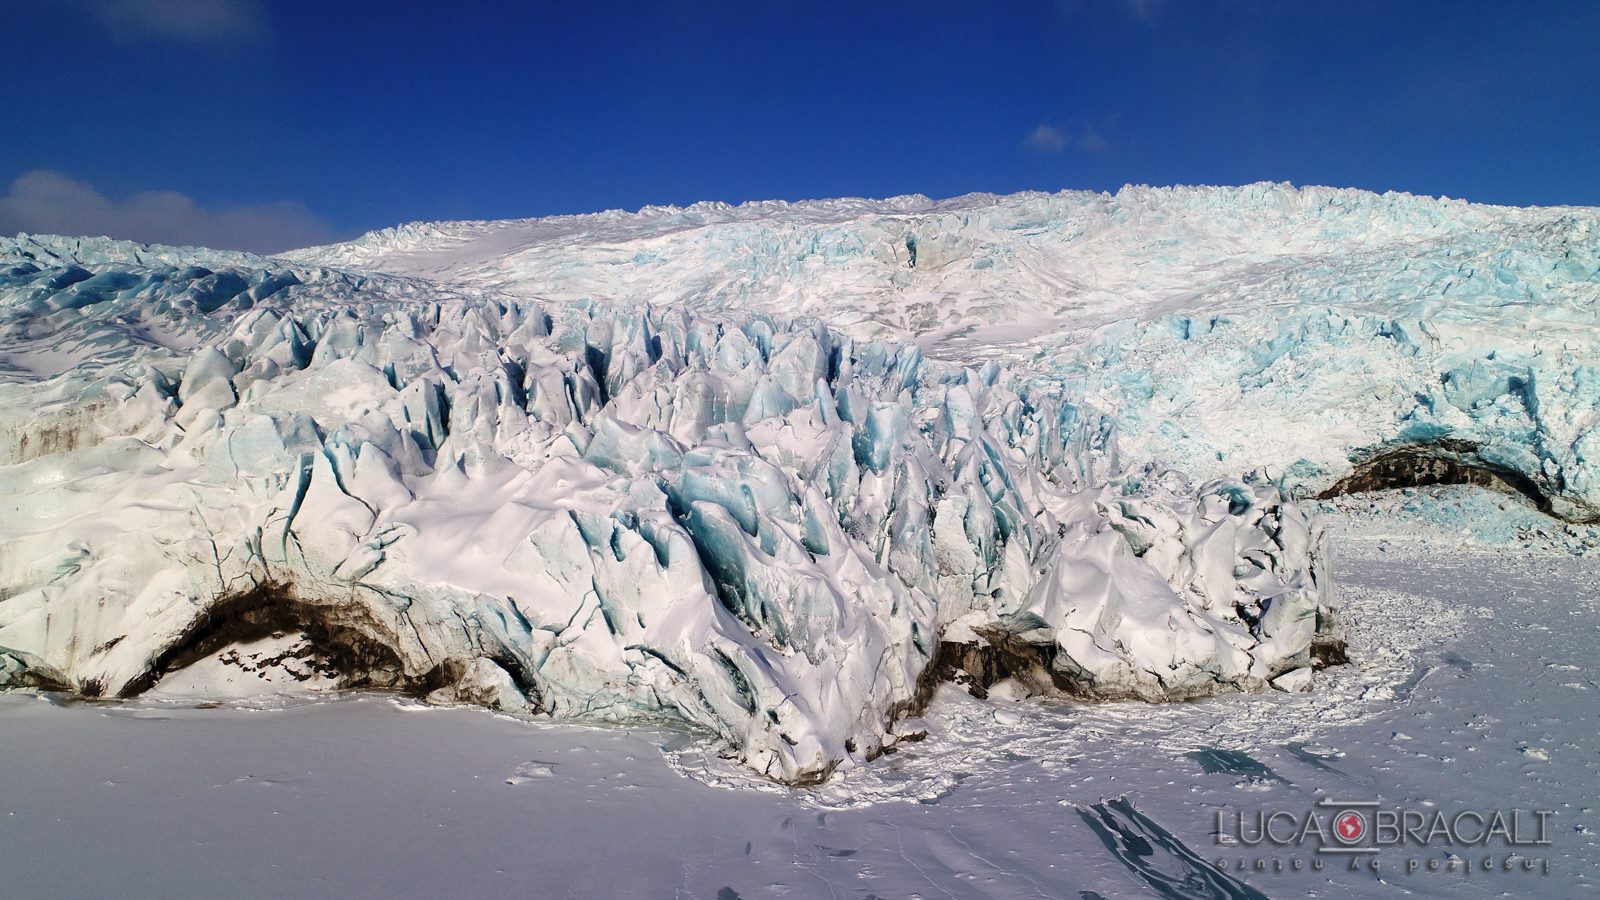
[2,504,1594,898]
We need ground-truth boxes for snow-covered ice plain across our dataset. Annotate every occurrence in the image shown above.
[2,183,1598,896]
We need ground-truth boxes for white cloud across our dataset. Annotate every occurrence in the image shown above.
[0,170,339,254]
[83,0,269,44]
[1078,128,1112,154]
[1025,123,1069,154]
[1025,120,1115,155]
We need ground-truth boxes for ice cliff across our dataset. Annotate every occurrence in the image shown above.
[4,182,1593,783]
[0,226,1334,783]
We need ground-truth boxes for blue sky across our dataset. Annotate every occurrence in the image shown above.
[2,0,1596,252]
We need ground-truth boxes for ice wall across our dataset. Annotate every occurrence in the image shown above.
[0,235,1334,783]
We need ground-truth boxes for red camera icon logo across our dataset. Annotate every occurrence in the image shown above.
[1334,810,1367,844]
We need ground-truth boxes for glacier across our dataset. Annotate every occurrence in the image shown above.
[2,181,1594,784]
[293,182,1600,521]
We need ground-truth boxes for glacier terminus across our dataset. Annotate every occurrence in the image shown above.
[2,183,1596,790]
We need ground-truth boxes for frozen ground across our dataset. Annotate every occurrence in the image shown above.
[2,502,1594,899]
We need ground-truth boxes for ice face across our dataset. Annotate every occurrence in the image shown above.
[288,182,1600,521]
[0,226,1335,783]
[10,179,1589,783]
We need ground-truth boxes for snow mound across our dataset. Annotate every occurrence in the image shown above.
[0,233,1333,783]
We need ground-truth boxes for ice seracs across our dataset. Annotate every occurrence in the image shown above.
[4,181,1593,783]
[0,226,1335,783]
[290,182,1600,522]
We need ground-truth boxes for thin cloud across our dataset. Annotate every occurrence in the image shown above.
[0,170,339,255]
[1025,119,1117,155]
[1078,128,1112,154]
[1121,0,1167,22]
[1055,0,1167,23]
[1025,123,1069,155]
[82,0,269,44]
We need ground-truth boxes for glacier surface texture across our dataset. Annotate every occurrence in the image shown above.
[3,182,1595,783]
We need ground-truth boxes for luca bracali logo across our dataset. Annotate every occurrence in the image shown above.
[1212,798,1555,877]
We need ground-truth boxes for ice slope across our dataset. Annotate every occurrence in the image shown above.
[0,233,1332,783]
[291,183,1600,521]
